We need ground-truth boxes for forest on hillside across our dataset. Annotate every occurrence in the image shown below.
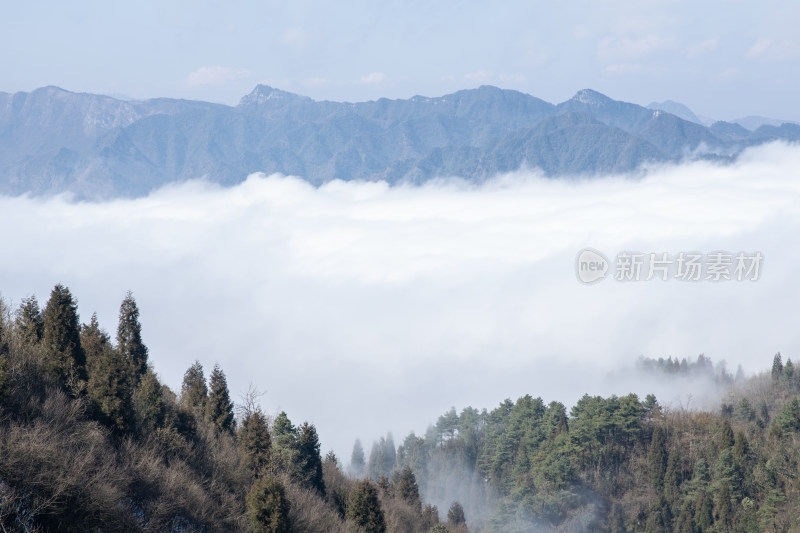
[2,285,800,532]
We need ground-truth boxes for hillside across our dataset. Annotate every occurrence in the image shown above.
[3,286,800,532]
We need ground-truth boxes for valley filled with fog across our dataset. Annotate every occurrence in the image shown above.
[2,141,799,456]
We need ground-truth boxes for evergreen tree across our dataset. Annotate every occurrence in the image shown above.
[241,409,272,477]
[421,504,440,530]
[350,438,366,477]
[785,358,796,384]
[42,284,87,395]
[715,482,732,531]
[272,411,300,476]
[644,506,666,533]
[15,295,44,349]
[297,422,325,494]
[694,491,713,532]
[135,367,168,431]
[180,360,208,411]
[773,396,800,434]
[395,466,421,511]
[0,300,8,358]
[772,352,784,381]
[367,434,396,480]
[246,474,291,533]
[647,426,668,490]
[347,479,386,533]
[205,364,234,432]
[83,314,134,433]
[718,419,734,449]
[664,451,680,509]
[117,291,148,382]
[447,502,466,527]
[0,302,8,400]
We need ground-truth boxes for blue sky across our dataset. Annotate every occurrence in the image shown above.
[2,0,799,120]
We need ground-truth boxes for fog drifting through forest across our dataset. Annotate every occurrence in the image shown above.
[2,142,800,456]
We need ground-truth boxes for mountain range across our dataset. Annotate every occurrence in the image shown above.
[1,85,799,198]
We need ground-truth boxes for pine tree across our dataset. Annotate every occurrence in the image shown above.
[205,364,234,432]
[647,426,668,490]
[117,291,148,382]
[241,409,272,477]
[347,479,386,533]
[15,295,44,349]
[716,482,732,531]
[180,360,208,411]
[42,284,87,395]
[246,474,291,533]
[351,439,366,477]
[271,411,300,476]
[83,314,134,433]
[772,353,784,381]
[421,504,440,530]
[718,419,734,449]
[0,301,8,400]
[135,367,168,432]
[297,422,325,494]
[395,466,421,511]
[447,502,466,528]
[694,491,713,532]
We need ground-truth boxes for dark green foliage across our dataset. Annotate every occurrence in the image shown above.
[772,352,783,381]
[647,426,667,490]
[15,295,43,348]
[736,396,756,421]
[428,526,451,533]
[351,438,366,477]
[694,491,713,532]
[0,304,7,400]
[180,360,208,411]
[347,479,386,533]
[394,466,421,511]
[205,363,235,432]
[241,409,272,477]
[83,313,134,433]
[784,358,795,383]
[272,411,300,476]
[446,502,466,527]
[246,474,291,533]
[772,395,800,434]
[42,284,87,395]
[297,422,325,495]
[715,482,732,531]
[116,291,148,381]
[134,367,169,431]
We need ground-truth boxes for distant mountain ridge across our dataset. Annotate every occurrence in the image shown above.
[1,85,799,198]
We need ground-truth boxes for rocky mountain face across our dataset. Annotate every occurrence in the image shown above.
[1,85,798,198]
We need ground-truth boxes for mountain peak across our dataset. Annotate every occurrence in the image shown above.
[570,89,613,106]
[238,84,309,107]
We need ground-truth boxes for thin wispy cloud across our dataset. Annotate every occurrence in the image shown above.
[186,66,250,87]
[2,142,799,455]
[359,72,387,84]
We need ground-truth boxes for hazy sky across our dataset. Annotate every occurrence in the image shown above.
[2,0,800,120]
[2,143,799,456]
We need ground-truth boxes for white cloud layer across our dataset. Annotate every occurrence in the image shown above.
[2,142,800,455]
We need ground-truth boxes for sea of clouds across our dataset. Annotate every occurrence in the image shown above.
[2,141,800,456]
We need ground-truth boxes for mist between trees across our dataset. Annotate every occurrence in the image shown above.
[3,286,800,532]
